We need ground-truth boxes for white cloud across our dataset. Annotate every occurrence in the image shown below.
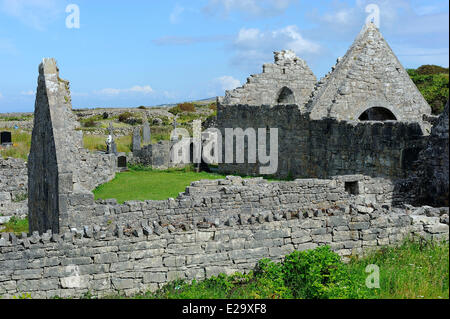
[0,92,3,99]
[215,76,241,91]
[203,0,297,18]
[232,25,320,68]
[95,85,154,96]
[170,4,185,24]
[0,0,63,30]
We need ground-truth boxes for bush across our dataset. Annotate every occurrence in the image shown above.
[282,246,362,299]
[169,103,196,115]
[408,66,449,115]
[416,65,449,75]
[138,106,147,110]
[118,112,133,123]
[83,119,97,128]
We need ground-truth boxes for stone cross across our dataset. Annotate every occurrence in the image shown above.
[143,119,151,145]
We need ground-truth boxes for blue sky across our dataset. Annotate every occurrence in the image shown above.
[0,0,448,112]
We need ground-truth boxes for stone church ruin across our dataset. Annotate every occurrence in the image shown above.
[0,23,448,299]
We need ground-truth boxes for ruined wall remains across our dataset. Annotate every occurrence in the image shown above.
[0,196,447,299]
[28,58,116,234]
[217,104,426,181]
[404,101,449,207]
[0,158,28,218]
[307,23,431,122]
[219,50,316,110]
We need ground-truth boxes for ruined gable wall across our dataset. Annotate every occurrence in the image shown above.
[28,59,116,234]
[307,24,431,122]
[217,104,426,181]
[220,51,316,109]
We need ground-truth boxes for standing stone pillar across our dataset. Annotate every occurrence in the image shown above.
[132,127,141,152]
[143,119,151,145]
[28,58,83,234]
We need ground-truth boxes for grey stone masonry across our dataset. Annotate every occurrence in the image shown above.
[143,120,151,145]
[28,58,116,235]
[219,50,316,110]
[0,158,27,218]
[407,100,449,207]
[132,127,141,152]
[307,23,431,122]
[0,201,447,299]
[217,104,426,181]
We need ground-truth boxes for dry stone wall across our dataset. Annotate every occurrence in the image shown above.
[0,158,28,219]
[0,199,447,299]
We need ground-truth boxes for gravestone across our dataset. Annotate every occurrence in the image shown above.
[106,123,117,155]
[143,120,151,145]
[132,127,141,152]
[0,131,12,145]
[118,156,127,168]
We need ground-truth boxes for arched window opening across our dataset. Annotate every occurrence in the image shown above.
[358,107,397,121]
[277,87,295,104]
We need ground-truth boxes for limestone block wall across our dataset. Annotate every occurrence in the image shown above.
[217,104,426,180]
[0,158,28,218]
[0,201,447,299]
[220,50,316,109]
[58,176,403,237]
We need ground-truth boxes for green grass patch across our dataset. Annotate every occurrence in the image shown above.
[93,167,227,203]
[102,239,448,300]
[83,135,132,153]
[0,129,31,160]
[0,216,28,234]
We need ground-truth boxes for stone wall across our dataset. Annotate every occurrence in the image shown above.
[400,101,450,207]
[31,175,412,242]
[219,50,316,110]
[0,199,447,299]
[0,158,28,218]
[217,104,426,180]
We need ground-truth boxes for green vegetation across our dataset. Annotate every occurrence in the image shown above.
[93,166,227,203]
[83,135,132,153]
[0,216,28,234]
[0,114,32,122]
[101,239,448,299]
[0,129,31,160]
[408,65,449,115]
[169,102,197,115]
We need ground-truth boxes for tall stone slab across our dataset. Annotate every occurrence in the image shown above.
[143,119,151,145]
[28,58,84,234]
[132,127,141,151]
[307,23,431,122]
[219,50,316,110]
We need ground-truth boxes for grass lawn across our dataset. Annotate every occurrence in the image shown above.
[93,168,227,203]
